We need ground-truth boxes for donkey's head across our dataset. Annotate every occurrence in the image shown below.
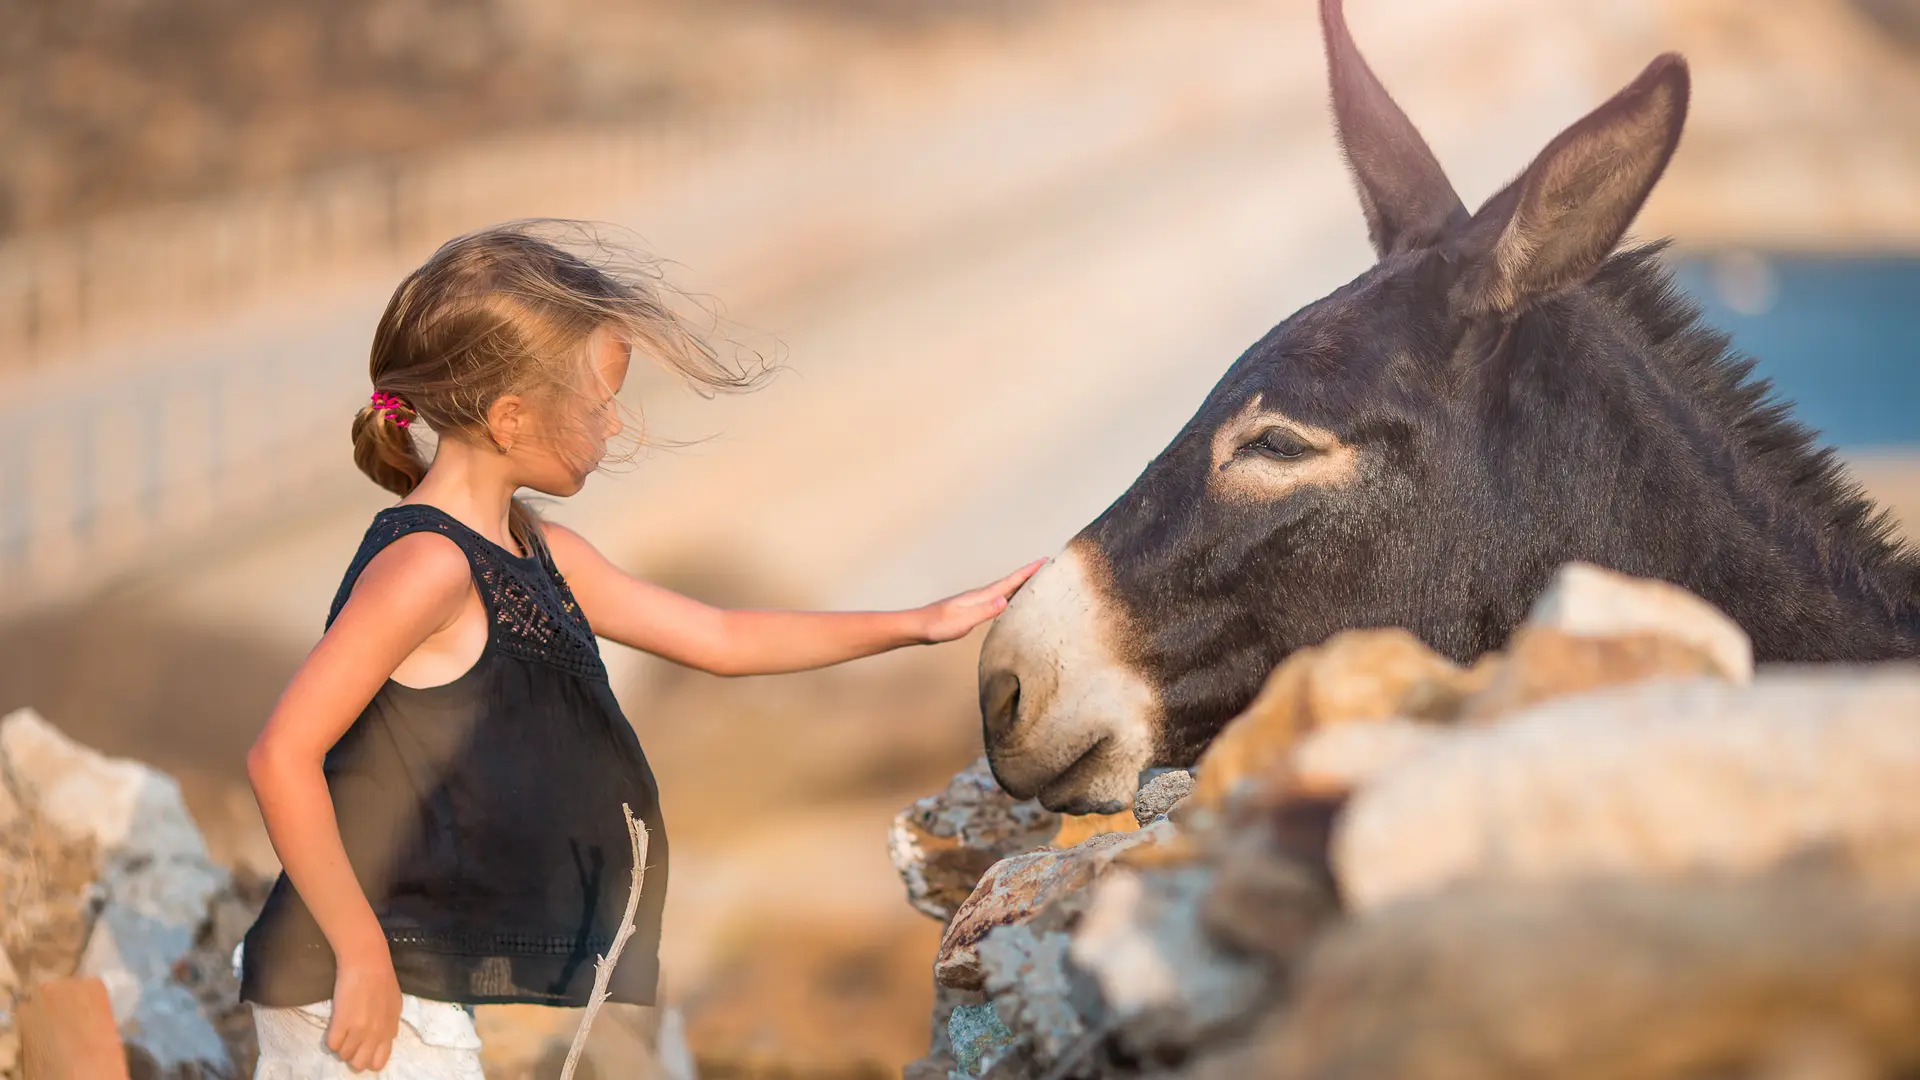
[979,0,1699,812]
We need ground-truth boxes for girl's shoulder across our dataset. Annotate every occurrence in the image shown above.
[342,531,471,615]
[362,530,472,588]
[534,518,591,558]
[532,518,618,587]
[326,506,476,630]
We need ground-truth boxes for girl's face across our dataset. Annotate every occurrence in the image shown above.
[518,327,633,497]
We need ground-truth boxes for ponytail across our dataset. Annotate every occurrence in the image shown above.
[351,391,545,556]
[351,399,428,497]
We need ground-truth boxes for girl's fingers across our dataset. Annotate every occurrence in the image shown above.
[924,561,1042,640]
[968,595,1009,626]
[970,560,1045,604]
[1002,559,1046,591]
[372,1038,393,1072]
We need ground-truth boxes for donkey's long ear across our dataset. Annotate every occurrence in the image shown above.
[1322,0,1467,257]
[1452,54,1690,315]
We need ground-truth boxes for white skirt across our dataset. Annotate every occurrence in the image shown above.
[236,944,485,1079]
[250,998,485,1079]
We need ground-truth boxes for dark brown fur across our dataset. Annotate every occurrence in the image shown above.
[1056,0,1920,767]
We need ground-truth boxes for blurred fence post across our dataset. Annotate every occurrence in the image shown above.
[138,376,164,523]
[1,413,28,570]
[69,402,95,542]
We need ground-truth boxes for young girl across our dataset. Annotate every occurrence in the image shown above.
[239,221,1040,1076]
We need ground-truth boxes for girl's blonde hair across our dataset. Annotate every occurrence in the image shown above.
[352,220,763,550]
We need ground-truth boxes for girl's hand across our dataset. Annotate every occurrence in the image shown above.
[327,945,403,1072]
[918,559,1047,644]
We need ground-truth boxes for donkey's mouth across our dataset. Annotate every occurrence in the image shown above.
[1034,736,1134,816]
[977,538,1161,812]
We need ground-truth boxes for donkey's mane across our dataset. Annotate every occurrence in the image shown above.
[1590,242,1920,605]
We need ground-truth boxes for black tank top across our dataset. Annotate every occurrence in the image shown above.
[240,503,668,1007]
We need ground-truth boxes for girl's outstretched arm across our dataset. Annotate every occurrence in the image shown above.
[246,533,475,1073]
[543,523,1042,677]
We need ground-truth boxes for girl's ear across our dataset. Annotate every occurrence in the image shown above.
[487,394,527,452]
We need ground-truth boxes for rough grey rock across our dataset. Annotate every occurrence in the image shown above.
[103,855,231,949]
[1131,770,1194,826]
[1201,823,1339,963]
[1335,670,1920,912]
[891,756,1061,922]
[1068,865,1267,1055]
[121,984,235,1079]
[979,925,1099,1072]
[937,823,1171,991]
[79,905,233,1077]
[904,983,988,1080]
[0,1010,16,1077]
[1525,562,1753,682]
[949,1002,1019,1076]
[3,709,234,1078]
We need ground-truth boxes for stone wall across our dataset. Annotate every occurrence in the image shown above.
[891,563,1920,1078]
[0,707,260,1078]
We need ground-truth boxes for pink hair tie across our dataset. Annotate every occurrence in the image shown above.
[370,390,415,428]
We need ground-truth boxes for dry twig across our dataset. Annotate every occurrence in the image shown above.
[560,803,651,1080]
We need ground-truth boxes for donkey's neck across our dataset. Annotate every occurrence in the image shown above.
[1554,248,1920,660]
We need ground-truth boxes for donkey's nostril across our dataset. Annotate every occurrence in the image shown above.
[981,669,1021,744]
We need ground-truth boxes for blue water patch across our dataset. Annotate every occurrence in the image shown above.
[1671,254,1919,450]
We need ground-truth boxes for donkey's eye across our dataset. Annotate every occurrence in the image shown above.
[1245,429,1310,460]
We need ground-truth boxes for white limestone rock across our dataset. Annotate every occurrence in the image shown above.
[1525,562,1753,682]
[3,709,233,1078]
[1335,670,1920,911]
[0,708,212,863]
[1069,865,1267,1055]
[1289,717,1445,796]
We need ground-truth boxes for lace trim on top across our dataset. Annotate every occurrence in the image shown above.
[327,504,606,681]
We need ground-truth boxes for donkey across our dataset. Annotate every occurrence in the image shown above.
[979,0,1920,814]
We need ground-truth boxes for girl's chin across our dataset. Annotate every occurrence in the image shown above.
[525,474,590,498]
